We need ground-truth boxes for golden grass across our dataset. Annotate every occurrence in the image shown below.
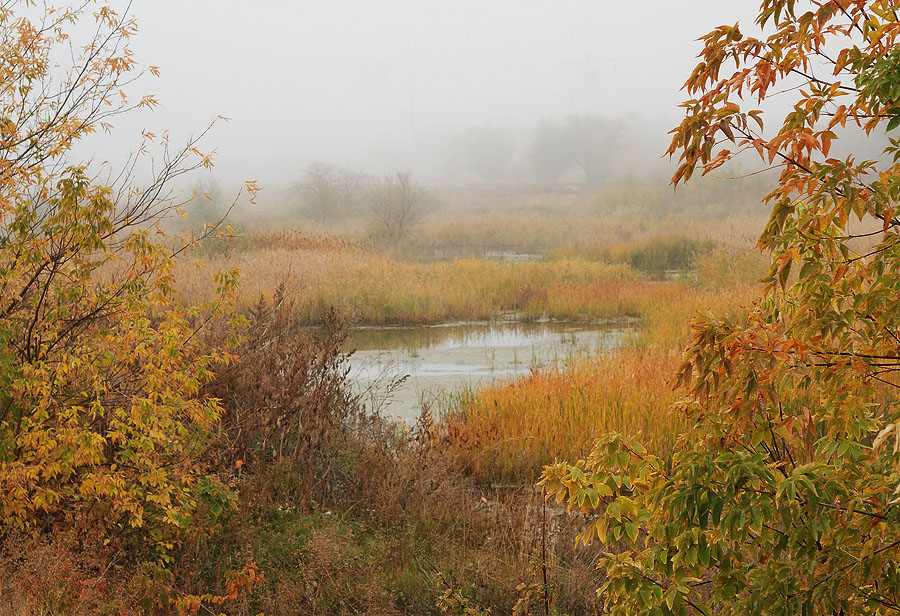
[215,175,770,264]
[439,281,759,482]
[403,209,767,259]
[176,238,761,329]
[389,175,770,258]
[176,247,638,325]
[522,279,757,346]
[442,346,685,483]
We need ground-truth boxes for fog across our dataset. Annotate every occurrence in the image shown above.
[112,1,763,187]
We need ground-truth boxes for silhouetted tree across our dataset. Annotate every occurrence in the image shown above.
[531,114,623,184]
[298,161,365,222]
[367,171,425,245]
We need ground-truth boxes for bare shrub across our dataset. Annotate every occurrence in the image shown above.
[298,161,366,222]
[202,286,360,509]
[0,527,136,616]
[366,171,426,246]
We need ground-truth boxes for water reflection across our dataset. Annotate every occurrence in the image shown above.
[346,321,632,421]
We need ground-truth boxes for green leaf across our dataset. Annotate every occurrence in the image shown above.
[887,115,900,132]
[625,521,639,543]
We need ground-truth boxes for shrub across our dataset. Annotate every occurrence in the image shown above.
[202,288,360,509]
[367,171,427,246]
[626,234,715,278]
[297,161,366,222]
[0,1,242,552]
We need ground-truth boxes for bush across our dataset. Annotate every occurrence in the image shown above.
[202,287,360,510]
[367,171,427,246]
[0,2,241,553]
[297,161,366,222]
[626,234,714,278]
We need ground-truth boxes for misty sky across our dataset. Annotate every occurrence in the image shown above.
[121,1,762,185]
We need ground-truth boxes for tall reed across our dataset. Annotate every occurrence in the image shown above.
[176,248,636,325]
[441,347,685,483]
[440,282,759,483]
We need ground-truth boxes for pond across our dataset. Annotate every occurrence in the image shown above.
[345,320,633,421]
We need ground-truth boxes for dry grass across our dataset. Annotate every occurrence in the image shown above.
[405,209,766,260]
[175,240,763,329]
[175,247,637,325]
[438,279,760,483]
[442,347,685,483]
[379,175,769,259]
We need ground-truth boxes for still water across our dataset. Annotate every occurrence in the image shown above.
[345,321,631,421]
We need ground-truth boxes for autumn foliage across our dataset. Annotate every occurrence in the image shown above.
[0,2,240,552]
[543,2,900,614]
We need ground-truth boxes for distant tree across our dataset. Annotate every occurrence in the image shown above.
[455,124,516,180]
[186,175,228,232]
[298,161,365,222]
[366,171,425,245]
[543,2,900,614]
[531,114,623,184]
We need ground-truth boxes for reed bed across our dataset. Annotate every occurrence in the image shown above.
[439,281,758,482]
[402,209,767,260]
[517,279,756,343]
[224,228,359,253]
[176,240,760,328]
[628,282,758,347]
[216,175,769,263]
[176,247,638,325]
[441,346,686,483]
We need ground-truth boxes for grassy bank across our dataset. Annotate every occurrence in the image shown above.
[175,239,763,330]
[438,274,758,482]
[442,347,685,483]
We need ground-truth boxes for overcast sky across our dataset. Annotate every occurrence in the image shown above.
[116,1,762,185]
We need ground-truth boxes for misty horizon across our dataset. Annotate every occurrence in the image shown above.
[96,1,765,190]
